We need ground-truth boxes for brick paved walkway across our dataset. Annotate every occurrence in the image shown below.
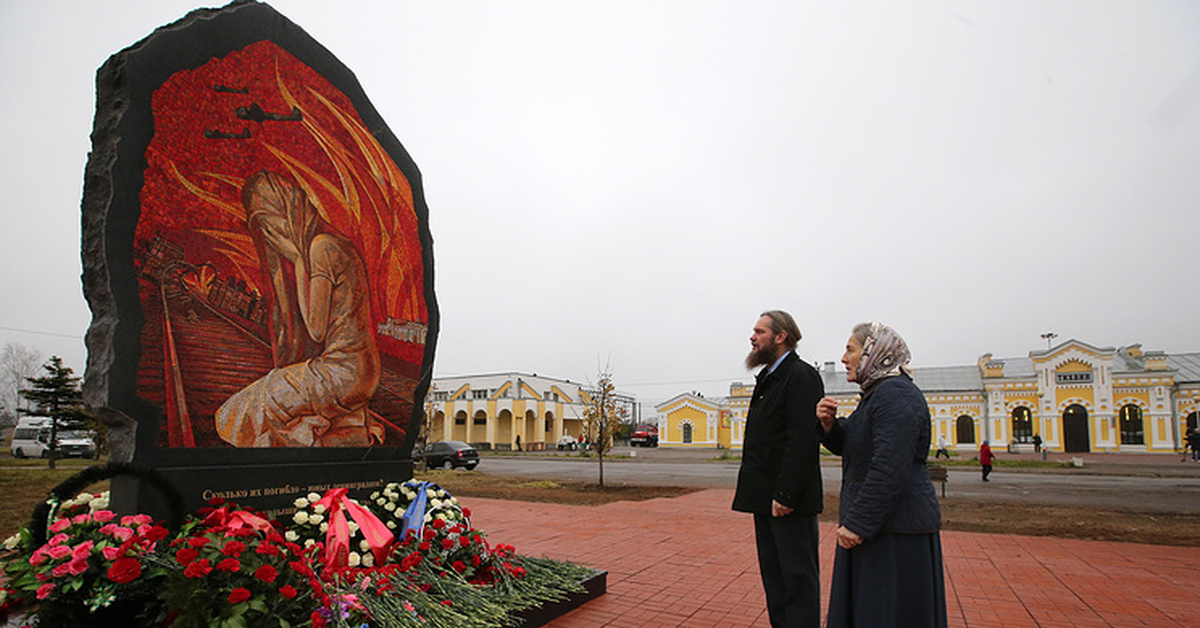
[468,488,1200,627]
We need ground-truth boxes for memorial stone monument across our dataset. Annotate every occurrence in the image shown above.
[81,0,438,521]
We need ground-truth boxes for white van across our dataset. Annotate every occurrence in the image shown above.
[10,417,97,459]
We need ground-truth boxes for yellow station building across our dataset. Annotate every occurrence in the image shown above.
[426,372,637,451]
[655,340,1200,454]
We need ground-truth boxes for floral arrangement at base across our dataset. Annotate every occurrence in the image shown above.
[1,478,593,628]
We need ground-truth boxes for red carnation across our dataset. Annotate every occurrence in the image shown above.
[442,538,455,550]
[253,564,278,583]
[188,537,211,548]
[216,558,241,573]
[279,584,298,599]
[107,556,142,584]
[228,587,251,604]
[221,541,246,557]
[460,536,470,547]
[184,558,212,578]
[431,519,446,530]
[175,547,200,566]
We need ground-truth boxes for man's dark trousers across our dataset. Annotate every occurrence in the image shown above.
[754,512,820,627]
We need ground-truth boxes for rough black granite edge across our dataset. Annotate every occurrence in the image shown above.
[514,570,607,628]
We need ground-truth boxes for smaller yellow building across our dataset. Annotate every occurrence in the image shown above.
[655,340,1200,454]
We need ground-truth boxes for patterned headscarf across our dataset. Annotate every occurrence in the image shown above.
[855,322,914,391]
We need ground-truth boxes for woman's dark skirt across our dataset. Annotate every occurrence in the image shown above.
[826,531,948,628]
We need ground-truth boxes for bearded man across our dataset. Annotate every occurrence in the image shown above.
[732,310,825,627]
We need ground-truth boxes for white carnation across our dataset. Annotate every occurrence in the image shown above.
[293,511,310,525]
[320,522,329,533]
[294,497,310,509]
[313,504,327,514]
[348,552,361,567]
[384,502,396,512]
[362,553,374,567]
[285,530,299,542]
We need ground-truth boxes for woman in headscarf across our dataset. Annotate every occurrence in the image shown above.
[816,322,947,627]
[215,170,381,448]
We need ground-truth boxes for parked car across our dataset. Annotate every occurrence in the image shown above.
[10,417,98,459]
[630,425,659,447]
[556,435,579,451]
[419,440,480,470]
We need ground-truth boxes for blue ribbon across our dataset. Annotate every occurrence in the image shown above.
[401,481,434,539]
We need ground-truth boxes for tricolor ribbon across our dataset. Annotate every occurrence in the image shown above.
[315,488,394,572]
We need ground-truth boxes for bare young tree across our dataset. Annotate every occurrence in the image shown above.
[582,369,628,488]
[0,342,43,425]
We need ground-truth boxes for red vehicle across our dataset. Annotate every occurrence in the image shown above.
[630,425,659,447]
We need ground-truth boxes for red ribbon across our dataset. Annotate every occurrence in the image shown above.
[202,507,276,534]
[315,488,394,572]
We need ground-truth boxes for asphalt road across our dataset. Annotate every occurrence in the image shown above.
[475,447,1200,515]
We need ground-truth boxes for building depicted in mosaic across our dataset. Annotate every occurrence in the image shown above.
[427,373,639,451]
[654,339,1200,454]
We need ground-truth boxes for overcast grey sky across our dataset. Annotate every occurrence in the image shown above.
[2,0,1199,406]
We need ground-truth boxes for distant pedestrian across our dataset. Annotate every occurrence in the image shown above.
[1032,434,1042,454]
[979,441,995,481]
[1188,428,1200,462]
[934,435,950,459]
[515,434,522,451]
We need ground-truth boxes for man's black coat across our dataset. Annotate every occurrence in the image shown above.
[732,351,825,515]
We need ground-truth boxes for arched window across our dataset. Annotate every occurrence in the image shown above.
[955,415,975,444]
[682,423,693,444]
[1119,404,1144,445]
[1011,407,1033,444]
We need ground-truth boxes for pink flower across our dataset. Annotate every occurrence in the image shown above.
[35,583,55,600]
[29,550,48,566]
[121,514,152,527]
[46,545,71,560]
[48,533,69,546]
[48,519,72,534]
[102,545,124,560]
[71,541,95,560]
[51,558,88,577]
[71,513,91,525]
[92,510,116,523]
[104,526,135,542]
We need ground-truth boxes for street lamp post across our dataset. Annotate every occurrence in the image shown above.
[1041,332,1058,349]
